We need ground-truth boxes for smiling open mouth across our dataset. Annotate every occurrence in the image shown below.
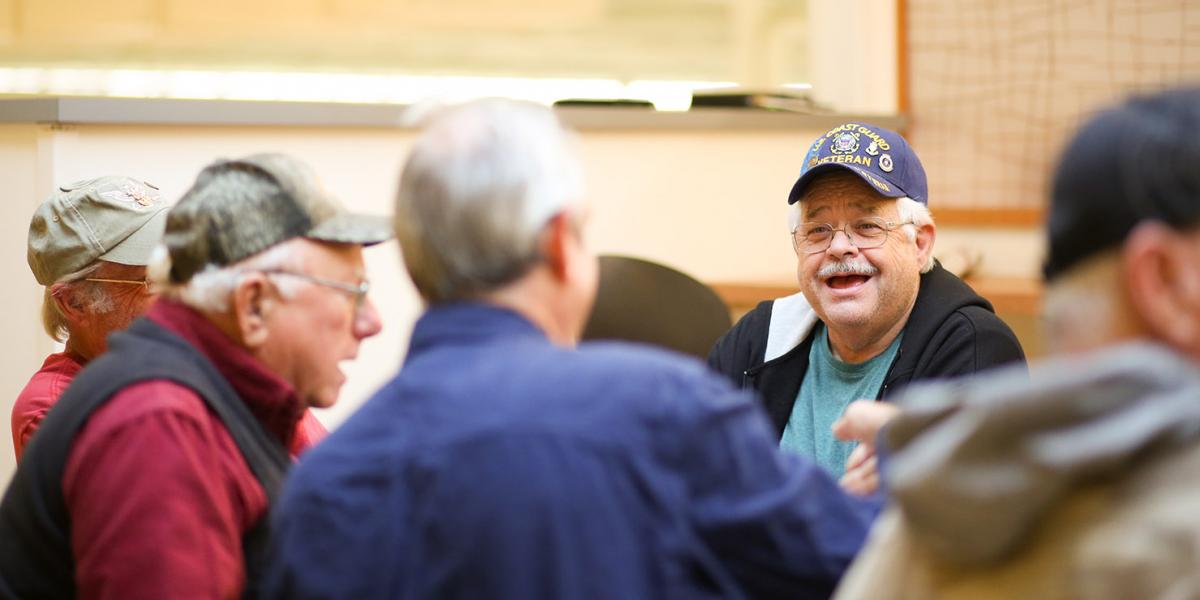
[826,274,871,289]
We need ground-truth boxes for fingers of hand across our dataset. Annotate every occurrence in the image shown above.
[839,455,880,496]
[844,442,874,471]
[833,401,900,443]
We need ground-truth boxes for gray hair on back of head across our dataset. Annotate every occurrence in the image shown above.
[148,240,306,312]
[394,99,585,304]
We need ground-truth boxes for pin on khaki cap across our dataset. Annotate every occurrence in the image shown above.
[163,153,392,284]
[27,176,169,286]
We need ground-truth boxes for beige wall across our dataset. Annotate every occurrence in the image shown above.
[0,118,1039,486]
[807,0,898,115]
[0,125,54,488]
[0,0,808,85]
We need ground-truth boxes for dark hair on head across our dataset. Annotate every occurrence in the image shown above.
[1044,87,1200,281]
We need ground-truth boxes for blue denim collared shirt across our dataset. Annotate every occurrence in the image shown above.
[266,303,880,599]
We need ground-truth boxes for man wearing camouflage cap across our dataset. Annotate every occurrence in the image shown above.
[13,177,328,461]
[709,122,1025,485]
[0,154,390,598]
[12,176,169,459]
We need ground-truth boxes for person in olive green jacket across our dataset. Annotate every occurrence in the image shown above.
[834,86,1200,599]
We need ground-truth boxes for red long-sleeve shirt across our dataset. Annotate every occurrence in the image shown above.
[12,332,326,462]
[59,299,323,599]
[11,351,84,461]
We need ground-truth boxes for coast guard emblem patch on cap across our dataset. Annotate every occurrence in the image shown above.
[829,132,860,155]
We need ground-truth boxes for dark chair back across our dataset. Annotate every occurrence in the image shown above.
[582,255,732,359]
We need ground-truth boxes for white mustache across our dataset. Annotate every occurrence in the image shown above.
[817,260,879,279]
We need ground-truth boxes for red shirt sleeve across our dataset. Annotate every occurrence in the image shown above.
[12,404,48,462]
[290,410,328,457]
[12,353,83,460]
[62,380,268,600]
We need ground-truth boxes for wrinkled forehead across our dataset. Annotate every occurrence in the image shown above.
[799,173,897,220]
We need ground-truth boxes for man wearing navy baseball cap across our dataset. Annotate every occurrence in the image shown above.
[834,85,1200,599]
[709,122,1025,485]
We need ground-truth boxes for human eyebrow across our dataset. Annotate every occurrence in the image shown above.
[804,205,830,220]
[806,205,878,221]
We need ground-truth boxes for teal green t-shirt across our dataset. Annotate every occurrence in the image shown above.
[779,323,903,476]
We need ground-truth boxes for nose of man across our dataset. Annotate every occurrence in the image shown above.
[354,298,384,339]
[825,229,863,257]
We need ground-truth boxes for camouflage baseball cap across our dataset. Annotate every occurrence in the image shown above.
[164,153,392,284]
[27,176,169,286]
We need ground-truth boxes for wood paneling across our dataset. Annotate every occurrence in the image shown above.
[711,276,1042,319]
[932,207,1045,227]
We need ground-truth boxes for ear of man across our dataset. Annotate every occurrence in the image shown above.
[1122,222,1200,357]
[539,211,578,284]
[232,273,275,348]
[913,222,936,267]
[50,283,88,324]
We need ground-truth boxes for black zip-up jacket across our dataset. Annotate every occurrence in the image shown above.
[707,264,1027,438]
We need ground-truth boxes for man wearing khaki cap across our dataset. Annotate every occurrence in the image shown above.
[13,178,330,461]
[0,154,390,599]
[13,176,170,459]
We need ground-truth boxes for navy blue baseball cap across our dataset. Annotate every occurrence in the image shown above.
[787,122,928,205]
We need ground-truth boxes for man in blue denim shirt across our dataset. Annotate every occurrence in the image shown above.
[265,99,880,600]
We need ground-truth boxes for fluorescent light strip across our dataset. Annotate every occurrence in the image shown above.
[0,67,746,112]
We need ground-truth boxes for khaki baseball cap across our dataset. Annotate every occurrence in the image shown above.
[27,176,170,286]
[164,153,392,284]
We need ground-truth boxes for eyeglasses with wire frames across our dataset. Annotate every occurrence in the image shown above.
[256,270,371,318]
[791,217,916,254]
[83,277,151,291]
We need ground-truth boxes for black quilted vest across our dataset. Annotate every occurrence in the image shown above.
[0,318,290,599]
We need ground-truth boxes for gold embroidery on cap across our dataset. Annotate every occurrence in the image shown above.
[122,184,157,207]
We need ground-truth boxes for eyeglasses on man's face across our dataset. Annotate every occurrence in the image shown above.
[258,270,370,318]
[791,216,915,254]
[84,277,151,291]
